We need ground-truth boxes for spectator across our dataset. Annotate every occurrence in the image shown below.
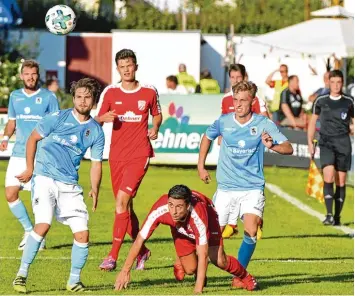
[308,72,330,102]
[165,75,188,94]
[196,69,220,94]
[176,64,197,93]
[46,78,59,93]
[265,64,289,121]
[279,75,306,129]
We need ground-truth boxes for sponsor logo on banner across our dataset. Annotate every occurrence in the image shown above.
[118,111,142,122]
[138,100,146,110]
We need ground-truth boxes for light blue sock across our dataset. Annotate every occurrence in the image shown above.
[68,240,89,285]
[17,231,43,278]
[238,235,257,268]
[8,199,33,232]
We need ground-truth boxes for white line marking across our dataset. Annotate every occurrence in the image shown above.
[0,256,352,263]
[265,183,354,237]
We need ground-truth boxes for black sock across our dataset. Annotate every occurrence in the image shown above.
[324,182,334,215]
[334,186,346,218]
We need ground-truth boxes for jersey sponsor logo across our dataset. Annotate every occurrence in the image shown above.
[70,135,78,144]
[341,112,347,120]
[238,140,246,148]
[15,98,25,101]
[16,114,42,121]
[138,100,146,111]
[35,97,42,104]
[24,107,31,114]
[118,111,142,122]
[250,126,257,136]
[229,146,258,155]
[52,135,83,155]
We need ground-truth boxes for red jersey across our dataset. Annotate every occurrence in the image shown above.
[221,91,267,115]
[97,83,161,161]
[140,191,217,246]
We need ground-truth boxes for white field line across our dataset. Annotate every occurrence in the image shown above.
[265,183,354,237]
[0,256,352,263]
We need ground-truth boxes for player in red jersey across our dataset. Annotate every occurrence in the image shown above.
[222,64,269,117]
[96,49,162,271]
[114,185,259,294]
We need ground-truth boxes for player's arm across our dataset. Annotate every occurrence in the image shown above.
[95,89,116,125]
[148,88,162,140]
[88,130,105,212]
[1,93,16,151]
[114,233,146,290]
[263,119,293,155]
[16,130,43,183]
[198,118,221,183]
[115,202,161,290]
[195,243,209,294]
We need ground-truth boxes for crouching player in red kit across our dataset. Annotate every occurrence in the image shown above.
[95,49,162,271]
[115,185,259,293]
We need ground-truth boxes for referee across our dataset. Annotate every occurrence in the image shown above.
[308,70,354,226]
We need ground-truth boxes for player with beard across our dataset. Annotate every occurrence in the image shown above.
[0,60,59,251]
[12,78,105,293]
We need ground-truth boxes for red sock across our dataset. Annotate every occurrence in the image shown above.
[127,210,148,255]
[109,211,129,261]
[223,255,247,278]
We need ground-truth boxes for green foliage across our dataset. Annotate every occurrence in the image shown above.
[0,59,22,108]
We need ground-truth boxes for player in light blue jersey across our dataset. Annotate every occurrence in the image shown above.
[0,60,59,251]
[12,78,105,293]
[198,81,293,287]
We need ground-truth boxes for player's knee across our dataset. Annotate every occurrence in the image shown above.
[34,223,51,237]
[183,266,197,275]
[74,230,89,243]
[5,189,19,202]
[243,228,257,237]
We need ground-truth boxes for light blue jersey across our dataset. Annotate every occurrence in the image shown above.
[205,113,288,191]
[8,88,59,158]
[34,109,105,184]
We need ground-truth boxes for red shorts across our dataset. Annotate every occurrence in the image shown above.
[109,157,150,198]
[171,208,223,257]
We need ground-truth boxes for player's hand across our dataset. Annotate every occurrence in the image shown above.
[148,127,159,140]
[114,270,131,290]
[15,169,33,183]
[0,140,8,151]
[99,110,117,123]
[198,167,211,184]
[88,189,98,212]
[308,143,315,159]
[261,132,274,149]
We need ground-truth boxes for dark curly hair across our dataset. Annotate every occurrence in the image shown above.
[70,78,101,104]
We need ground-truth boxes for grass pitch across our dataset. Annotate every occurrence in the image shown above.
[0,161,353,295]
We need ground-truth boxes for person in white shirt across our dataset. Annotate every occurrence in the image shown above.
[165,75,188,94]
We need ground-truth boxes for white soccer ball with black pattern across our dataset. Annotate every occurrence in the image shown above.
[45,5,76,35]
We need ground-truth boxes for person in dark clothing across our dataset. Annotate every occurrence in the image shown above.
[308,70,354,226]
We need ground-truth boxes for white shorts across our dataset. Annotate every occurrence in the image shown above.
[213,189,265,227]
[32,175,88,233]
[5,157,31,191]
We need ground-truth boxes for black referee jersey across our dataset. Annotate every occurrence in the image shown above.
[313,94,354,137]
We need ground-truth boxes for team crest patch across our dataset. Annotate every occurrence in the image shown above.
[138,100,146,111]
[85,129,90,137]
[250,126,258,135]
[341,112,347,120]
[35,97,42,104]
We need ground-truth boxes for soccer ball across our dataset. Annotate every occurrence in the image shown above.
[45,5,76,35]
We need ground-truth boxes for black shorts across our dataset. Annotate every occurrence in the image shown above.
[319,135,352,172]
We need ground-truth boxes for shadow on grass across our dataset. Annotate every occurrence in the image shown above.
[28,272,354,293]
[51,237,174,250]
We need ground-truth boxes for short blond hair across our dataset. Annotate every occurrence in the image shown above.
[21,59,39,73]
[232,81,257,98]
